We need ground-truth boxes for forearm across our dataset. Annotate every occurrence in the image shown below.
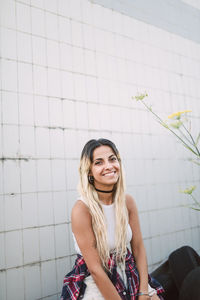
[91,267,121,300]
[132,242,149,292]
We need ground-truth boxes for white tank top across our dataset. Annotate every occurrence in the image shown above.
[72,199,132,254]
[72,198,157,296]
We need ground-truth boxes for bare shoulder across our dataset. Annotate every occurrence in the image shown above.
[125,194,138,213]
[72,199,89,214]
[71,200,92,228]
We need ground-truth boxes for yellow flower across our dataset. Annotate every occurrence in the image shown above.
[168,110,192,120]
[180,186,196,194]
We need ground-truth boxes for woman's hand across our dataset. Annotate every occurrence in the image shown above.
[151,294,160,300]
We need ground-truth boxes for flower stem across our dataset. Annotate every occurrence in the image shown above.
[181,123,200,156]
[141,101,199,156]
[190,194,200,207]
[178,128,195,148]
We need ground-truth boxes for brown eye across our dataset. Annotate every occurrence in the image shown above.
[111,157,117,161]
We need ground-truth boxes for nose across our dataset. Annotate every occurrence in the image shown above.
[104,160,113,170]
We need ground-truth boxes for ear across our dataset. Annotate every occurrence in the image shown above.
[88,170,93,176]
[88,174,94,184]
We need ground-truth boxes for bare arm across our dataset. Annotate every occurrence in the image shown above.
[71,200,121,300]
[126,195,149,298]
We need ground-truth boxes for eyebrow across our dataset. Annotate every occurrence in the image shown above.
[94,154,116,162]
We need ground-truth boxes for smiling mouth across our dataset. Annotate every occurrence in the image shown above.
[103,171,116,177]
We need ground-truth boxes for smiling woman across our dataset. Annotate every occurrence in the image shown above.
[61,139,164,300]
[89,146,120,197]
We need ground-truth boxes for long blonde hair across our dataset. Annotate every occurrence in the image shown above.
[78,139,128,270]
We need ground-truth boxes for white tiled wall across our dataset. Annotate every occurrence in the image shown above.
[182,0,200,10]
[0,0,200,299]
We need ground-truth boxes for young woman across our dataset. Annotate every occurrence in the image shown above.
[61,139,164,300]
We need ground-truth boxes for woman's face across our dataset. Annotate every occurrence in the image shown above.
[90,145,120,190]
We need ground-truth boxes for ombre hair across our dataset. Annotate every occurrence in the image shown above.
[78,138,128,270]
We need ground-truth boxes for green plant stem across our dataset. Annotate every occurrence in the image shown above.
[178,128,195,148]
[187,206,200,211]
[195,133,200,146]
[141,101,199,156]
[189,159,200,166]
[181,123,200,156]
[137,98,200,212]
[190,194,200,207]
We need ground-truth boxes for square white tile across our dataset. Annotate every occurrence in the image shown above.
[23,228,40,263]
[18,94,34,126]
[49,99,63,127]
[39,226,55,260]
[20,160,37,193]
[55,224,70,258]
[47,68,61,97]
[5,231,23,268]
[6,268,24,300]
[63,100,76,128]
[73,74,86,101]
[47,40,60,69]
[69,0,82,21]
[35,127,50,157]
[16,2,31,33]
[38,192,54,226]
[1,59,18,92]
[32,36,47,66]
[60,43,73,71]
[34,96,49,126]
[41,260,57,297]
[36,159,52,191]
[71,20,83,47]
[31,6,45,37]
[2,92,18,125]
[22,193,38,228]
[0,233,5,269]
[51,159,66,190]
[24,265,42,300]
[58,0,71,18]
[75,101,88,129]
[0,271,6,300]
[20,126,35,157]
[72,47,85,73]
[53,191,68,224]
[61,71,74,99]
[45,12,58,40]
[64,129,78,158]
[18,62,33,94]
[33,65,48,96]
[0,0,16,29]
[58,16,71,43]
[44,0,58,13]
[3,159,21,194]
[0,28,17,60]
[17,31,32,63]
[50,130,65,158]
[5,194,22,231]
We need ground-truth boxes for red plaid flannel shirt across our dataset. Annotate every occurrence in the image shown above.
[61,248,164,300]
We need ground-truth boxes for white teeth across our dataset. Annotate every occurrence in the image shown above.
[104,172,115,177]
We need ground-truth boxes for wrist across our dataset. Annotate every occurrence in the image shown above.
[136,292,149,297]
[138,295,150,300]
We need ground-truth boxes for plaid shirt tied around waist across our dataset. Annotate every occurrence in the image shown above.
[61,248,164,300]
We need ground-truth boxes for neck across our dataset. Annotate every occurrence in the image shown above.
[94,185,114,205]
[94,187,114,193]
